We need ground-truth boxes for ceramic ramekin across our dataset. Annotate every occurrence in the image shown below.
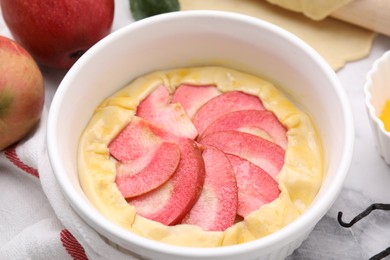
[47,11,354,260]
[364,51,390,164]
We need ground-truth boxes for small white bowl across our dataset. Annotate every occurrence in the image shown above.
[47,11,354,260]
[364,51,390,164]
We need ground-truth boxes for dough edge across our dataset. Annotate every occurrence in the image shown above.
[77,66,323,247]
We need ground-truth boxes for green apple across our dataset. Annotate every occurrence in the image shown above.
[0,36,44,150]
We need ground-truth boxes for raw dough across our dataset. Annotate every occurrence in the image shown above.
[180,0,376,70]
[78,66,323,247]
[266,0,353,20]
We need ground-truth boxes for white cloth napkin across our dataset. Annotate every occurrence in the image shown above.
[0,108,137,260]
[0,5,141,257]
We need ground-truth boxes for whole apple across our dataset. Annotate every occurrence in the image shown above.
[0,0,114,69]
[0,35,44,151]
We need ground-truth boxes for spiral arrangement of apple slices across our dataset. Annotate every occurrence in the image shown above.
[108,84,287,232]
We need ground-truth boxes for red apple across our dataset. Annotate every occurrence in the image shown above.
[108,116,171,162]
[0,36,44,151]
[128,139,206,225]
[193,91,265,136]
[200,130,285,179]
[136,85,198,139]
[115,141,181,198]
[109,116,182,198]
[0,0,114,69]
[227,154,280,217]
[181,145,238,231]
[171,84,221,119]
[201,110,288,149]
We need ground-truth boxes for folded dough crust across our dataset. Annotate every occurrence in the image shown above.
[78,67,323,247]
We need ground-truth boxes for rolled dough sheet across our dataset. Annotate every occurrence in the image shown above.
[266,0,353,20]
[180,0,376,71]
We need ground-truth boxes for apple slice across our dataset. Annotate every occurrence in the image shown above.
[171,84,221,118]
[136,85,198,139]
[115,141,181,198]
[181,145,238,231]
[108,116,173,162]
[193,91,265,136]
[201,110,287,149]
[128,138,205,225]
[200,131,285,179]
[227,154,280,217]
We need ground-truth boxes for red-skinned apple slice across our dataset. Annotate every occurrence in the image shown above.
[136,85,198,139]
[201,110,287,149]
[115,141,180,198]
[128,139,205,225]
[193,91,265,135]
[171,84,221,119]
[200,131,285,179]
[108,116,170,162]
[181,145,238,231]
[227,154,280,217]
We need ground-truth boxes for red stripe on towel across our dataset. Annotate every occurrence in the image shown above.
[60,229,88,260]
[4,146,39,178]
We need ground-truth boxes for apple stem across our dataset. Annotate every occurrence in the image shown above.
[69,50,85,60]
